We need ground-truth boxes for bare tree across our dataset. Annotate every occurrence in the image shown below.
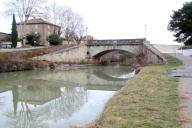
[61,9,87,44]
[43,3,87,44]
[41,2,63,25]
[5,0,47,46]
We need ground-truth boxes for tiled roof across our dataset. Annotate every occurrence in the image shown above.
[17,18,60,28]
[82,35,96,41]
[0,32,10,35]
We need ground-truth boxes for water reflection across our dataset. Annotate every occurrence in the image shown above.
[0,66,134,128]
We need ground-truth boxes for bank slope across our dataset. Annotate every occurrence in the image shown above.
[88,55,182,128]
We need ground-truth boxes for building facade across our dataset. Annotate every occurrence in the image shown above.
[0,32,10,43]
[0,32,11,48]
[17,18,61,46]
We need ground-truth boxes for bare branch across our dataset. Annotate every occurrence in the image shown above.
[5,0,47,46]
[40,2,87,44]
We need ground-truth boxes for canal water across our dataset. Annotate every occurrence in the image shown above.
[0,65,134,128]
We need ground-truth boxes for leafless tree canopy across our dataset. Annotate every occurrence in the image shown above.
[5,0,47,44]
[44,3,87,44]
[5,0,87,45]
[7,0,46,20]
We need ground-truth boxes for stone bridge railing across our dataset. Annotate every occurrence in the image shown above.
[87,39,146,46]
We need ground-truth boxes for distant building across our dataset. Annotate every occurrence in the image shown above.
[81,35,95,41]
[0,42,12,48]
[0,32,12,48]
[0,32,10,43]
[17,18,61,46]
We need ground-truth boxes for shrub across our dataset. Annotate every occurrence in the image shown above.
[26,32,41,46]
[5,34,11,42]
[47,33,62,45]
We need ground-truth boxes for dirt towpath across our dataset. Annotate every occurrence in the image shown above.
[170,53,192,128]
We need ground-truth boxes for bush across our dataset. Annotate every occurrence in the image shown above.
[5,34,11,42]
[47,33,62,45]
[26,32,41,46]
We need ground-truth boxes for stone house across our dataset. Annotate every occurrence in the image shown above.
[0,32,10,42]
[17,18,61,46]
[81,35,95,41]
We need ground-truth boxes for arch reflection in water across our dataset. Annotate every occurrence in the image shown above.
[0,66,134,128]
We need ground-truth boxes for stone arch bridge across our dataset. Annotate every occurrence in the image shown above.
[35,38,166,64]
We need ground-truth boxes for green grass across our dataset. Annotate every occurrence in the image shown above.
[87,55,182,128]
[180,45,192,50]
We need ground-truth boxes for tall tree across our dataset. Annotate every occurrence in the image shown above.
[168,2,192,45]
[11,14,18,48]
[5,0,47,46]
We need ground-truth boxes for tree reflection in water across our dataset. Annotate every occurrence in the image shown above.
[0,65,133,128]
[0,97,3,106]
[38,86,87,121]
[6,102,49,128]
[5,83,87,128]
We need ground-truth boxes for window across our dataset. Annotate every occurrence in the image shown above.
[48,32,50,35]
[48,25,50,29]
[35,25,38,29]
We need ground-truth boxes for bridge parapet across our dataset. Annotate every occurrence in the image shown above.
[87,38,146,46]
[34,38,166,64]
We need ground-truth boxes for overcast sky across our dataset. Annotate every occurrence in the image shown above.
[0,0,191,44]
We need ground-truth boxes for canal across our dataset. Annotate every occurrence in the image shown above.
[0,65,134,128]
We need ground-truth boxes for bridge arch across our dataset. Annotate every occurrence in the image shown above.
[91,49,134,59]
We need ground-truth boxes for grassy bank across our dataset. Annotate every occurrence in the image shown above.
[0,45,71,61]
[87,55,182,128]
[0,45,71,72]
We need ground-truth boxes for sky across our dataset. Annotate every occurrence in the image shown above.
[0,0,191,44]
